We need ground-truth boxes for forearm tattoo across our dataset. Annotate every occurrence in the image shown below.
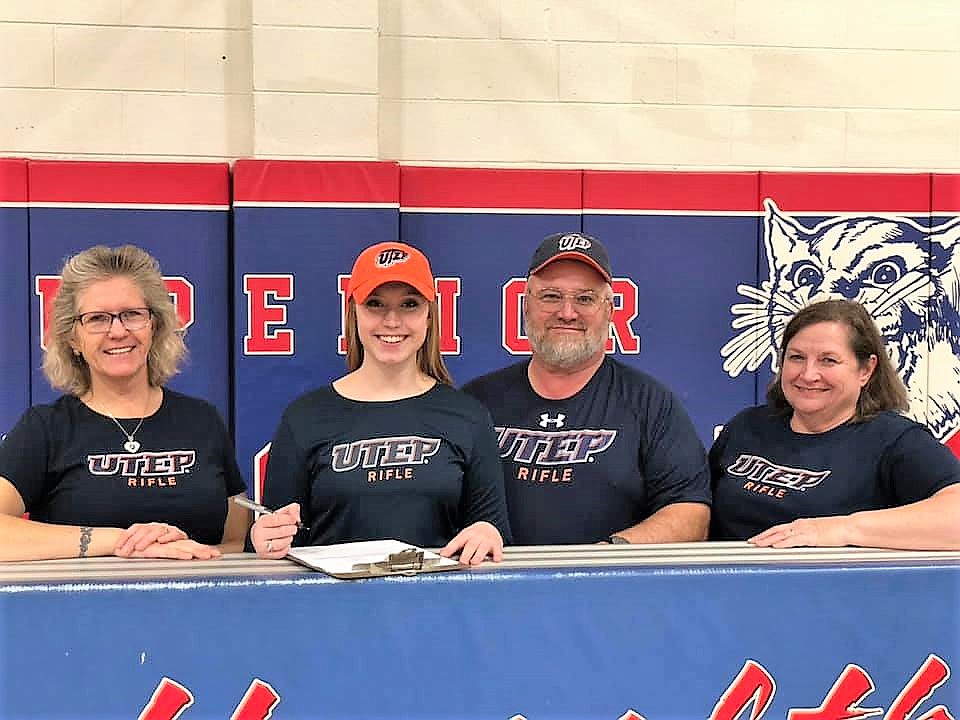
[78,526,93,558]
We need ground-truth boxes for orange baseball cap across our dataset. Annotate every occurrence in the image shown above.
[347,242,436,303]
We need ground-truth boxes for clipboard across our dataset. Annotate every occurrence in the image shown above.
[286,539,464,579]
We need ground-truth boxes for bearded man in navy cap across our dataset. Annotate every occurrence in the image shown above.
[463,232,711,545]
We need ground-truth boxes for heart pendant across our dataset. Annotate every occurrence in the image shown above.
[124,440,141,453]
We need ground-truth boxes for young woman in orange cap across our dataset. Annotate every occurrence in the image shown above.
[250,242,510,564]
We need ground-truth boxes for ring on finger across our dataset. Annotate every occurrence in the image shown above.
[266,540,274,553]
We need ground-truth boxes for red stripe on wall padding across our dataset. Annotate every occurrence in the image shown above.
[0,159,28,203]
[583,171,759,211]
[29,161,229,205]
[932,174,960,213]
[759,172,930,213]
[233,160,399,204]
[400,167,582,210]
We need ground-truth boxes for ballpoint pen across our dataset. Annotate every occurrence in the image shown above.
[233,496,309,531]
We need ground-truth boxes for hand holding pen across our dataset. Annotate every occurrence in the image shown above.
[234,496,309,530]
[237,497,306,559]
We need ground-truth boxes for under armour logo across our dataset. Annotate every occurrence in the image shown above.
[538,413,566,429]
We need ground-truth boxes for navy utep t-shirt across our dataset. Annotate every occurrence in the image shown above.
[263,383,511,548]
[463,358,711,544]
[0,391,245,545]
[710,405,960,540]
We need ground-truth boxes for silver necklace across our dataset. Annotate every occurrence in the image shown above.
[93,391,153,453]
[106,413,146,453]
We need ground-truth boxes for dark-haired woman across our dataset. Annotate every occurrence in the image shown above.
[711,299,960,549]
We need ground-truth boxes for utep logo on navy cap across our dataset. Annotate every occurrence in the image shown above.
[375,248,409,268]
[557,233,592,251]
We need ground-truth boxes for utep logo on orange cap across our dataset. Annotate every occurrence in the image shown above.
[557,234,592,251]
[375,248,410,268]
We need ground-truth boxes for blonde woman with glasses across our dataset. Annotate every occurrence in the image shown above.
[0,245,249,561]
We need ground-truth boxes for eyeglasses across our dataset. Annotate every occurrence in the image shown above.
[74,308,153,334]
[528,290,610,315]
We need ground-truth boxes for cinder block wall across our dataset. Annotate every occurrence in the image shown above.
[2,0,959,169]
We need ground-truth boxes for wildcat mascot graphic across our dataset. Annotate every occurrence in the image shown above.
[721,199,960,446]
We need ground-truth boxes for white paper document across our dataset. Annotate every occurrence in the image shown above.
[286,539,462,579]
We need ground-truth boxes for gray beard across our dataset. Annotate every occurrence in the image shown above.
[527,325,607,370]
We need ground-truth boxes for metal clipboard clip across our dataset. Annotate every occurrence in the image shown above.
[351,548,443,577]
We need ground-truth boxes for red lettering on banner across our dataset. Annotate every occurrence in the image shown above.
[788,664,882,720]
[35,276,61,352]
[337,274,461,355]
[134,656,953,719]
[253,442,271,503]
[243,274,294,355]
[501,277,641,355]
[502,279,529,354]
[230,679,281,720]
[609,279,640,354]
[710,657,954,720]
[338,274,350,354]
[885,654,953,720]
[164,276,195,331]
[710,660,776,720]
[435,277,462,354]
[138,677,194,720]
[36,275,195,351]
[140,678,279,720]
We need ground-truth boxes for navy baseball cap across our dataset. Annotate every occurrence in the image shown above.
[528,232,612,283]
